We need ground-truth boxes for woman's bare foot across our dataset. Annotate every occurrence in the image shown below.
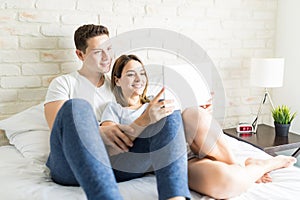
[255,173,272,183]
[245,155,296,170]
[245,155,296,183]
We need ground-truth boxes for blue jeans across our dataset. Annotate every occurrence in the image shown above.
[46,99,190,200]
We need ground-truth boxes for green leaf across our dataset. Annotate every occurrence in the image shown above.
[272,105,296,124]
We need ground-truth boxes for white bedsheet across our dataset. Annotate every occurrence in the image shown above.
[0,135,299,200]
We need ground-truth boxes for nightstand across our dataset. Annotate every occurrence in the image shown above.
[223,124,300,157]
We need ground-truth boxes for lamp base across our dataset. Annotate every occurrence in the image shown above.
[252,88,275,134]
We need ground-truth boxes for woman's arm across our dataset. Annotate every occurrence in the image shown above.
[130,87,175,134]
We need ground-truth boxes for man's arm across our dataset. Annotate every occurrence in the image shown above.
[44,100,66,130]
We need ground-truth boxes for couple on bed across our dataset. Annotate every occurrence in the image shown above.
[44,24,296,200]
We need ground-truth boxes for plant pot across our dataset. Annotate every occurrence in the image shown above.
[274,122,290,137]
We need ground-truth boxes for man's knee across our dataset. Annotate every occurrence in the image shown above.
[60,99,93,116]
[62,98,91,110]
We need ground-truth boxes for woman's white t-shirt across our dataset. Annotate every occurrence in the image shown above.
[101,102,149,125]
[45,71,116,121]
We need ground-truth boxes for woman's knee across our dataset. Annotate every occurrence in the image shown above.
[189,161,244,199]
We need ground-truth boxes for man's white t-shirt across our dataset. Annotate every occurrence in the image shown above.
[45,71,116,121]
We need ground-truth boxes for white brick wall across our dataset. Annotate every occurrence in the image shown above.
[0,0,278,127]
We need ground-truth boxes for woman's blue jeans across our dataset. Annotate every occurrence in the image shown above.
[46,99,190,200]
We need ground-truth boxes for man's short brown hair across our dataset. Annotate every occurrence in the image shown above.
[74,24,109,53]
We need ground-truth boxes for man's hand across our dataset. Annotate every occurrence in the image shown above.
[99,123,134,155]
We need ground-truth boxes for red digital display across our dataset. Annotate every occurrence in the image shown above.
[239,126,252,131]
[236,123,253,133]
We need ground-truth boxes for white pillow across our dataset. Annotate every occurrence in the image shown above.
[0,103,50,162]
[9,130,50,163]
[0,103,49,136]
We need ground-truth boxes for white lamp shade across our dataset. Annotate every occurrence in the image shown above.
[250,58,284,88]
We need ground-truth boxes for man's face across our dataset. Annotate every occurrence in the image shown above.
[81,34,112,74]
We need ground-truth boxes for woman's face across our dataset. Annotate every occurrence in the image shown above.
[116,60,147,99]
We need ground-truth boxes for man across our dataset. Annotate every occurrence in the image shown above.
[44,24,190,200]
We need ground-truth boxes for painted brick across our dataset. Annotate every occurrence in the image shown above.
[19,11,59,23]
[0,0,279,123]
[206,8,232,19]
[0,89,18,102]
[114,1,145,16]
[20,37,57,49]
[220,59,242,68]
[223,79,242,89]
[145,5,176,17]
[103,15,134,31]
[0,64,20,76]
[61,13,99,25]
[41,50,77,62]
[243,40,266,48]
[207,49,231,59]
[61,62,81,73]
[233,30,255,39]
[1,50,40,62]
[35,0,76,10]
[18,88,47,101]
[244,0,277,10]
[226,105,252,116]
[6,0,35,9]
[215,0,243,8]
[253,11,275,20]
[196,40,220,49]
[254,49,274,57]
[256,30,275,39]
[42,75,57,87]
[41,25,76,37]
[77,0,113,13]
[231,49,253,58]
[0,24,40,36]
[242,95,261,105]
[220,39,242,48]
[0,10,17,23]
[0,36,18,49]
[184,0,214,7]
[22,63,60,75]
[1,76,41,88]
[58,38,75,49]
[231,9,252,19]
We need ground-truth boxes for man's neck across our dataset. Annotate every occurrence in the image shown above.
[78,69,105,87]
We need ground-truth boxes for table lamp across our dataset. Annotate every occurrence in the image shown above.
[250,58,285,133]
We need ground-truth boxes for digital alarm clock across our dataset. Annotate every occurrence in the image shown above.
[236,123,254,133]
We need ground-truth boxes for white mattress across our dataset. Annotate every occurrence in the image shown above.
[0,135,299,200]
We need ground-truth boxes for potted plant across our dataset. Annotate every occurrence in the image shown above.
[272,105,296,137]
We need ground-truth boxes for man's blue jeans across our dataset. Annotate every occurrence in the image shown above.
[46,99,190,200]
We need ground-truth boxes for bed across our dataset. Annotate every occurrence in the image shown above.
[0,103,300,200]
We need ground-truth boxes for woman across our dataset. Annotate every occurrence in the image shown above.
[101,54,297,199]
[101,54,190,200]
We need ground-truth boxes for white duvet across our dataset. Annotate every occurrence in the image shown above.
[1,134,300,200]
